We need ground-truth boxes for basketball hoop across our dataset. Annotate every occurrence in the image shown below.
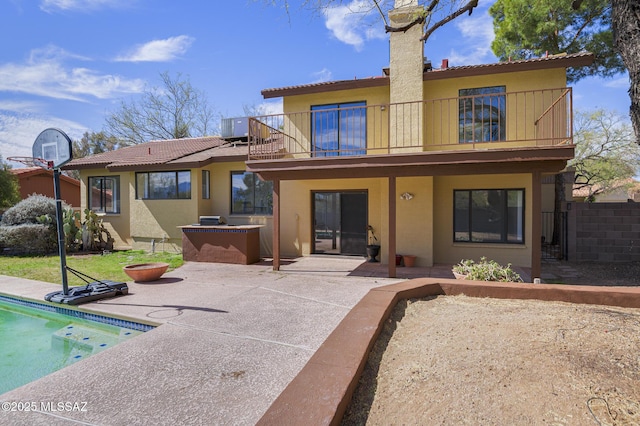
[7,156,54,170]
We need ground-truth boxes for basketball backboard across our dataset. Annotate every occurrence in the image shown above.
[32,128,73,169]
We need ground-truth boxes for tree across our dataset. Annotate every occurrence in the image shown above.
[261,0,481,43]
[0,156,20,211]
[489,0,624,82]
[105,71,217,145]
[569,109,640,201]
[611,0,640,143]
[65,131,122,179]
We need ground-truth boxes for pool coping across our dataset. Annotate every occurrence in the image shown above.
[0,293,159,331]
[256,278,640,426]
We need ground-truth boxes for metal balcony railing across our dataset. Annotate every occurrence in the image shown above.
[248,87,572,160]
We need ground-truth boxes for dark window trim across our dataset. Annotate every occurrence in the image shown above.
[458,86,506,143]
[230,171,273,215]
[88,175,120,214]
[311,100,367,157]
[453,188,525,244]
[135,170,191,200]
[202,170,210,200]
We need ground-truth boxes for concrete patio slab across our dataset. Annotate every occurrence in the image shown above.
[0,257,402,425]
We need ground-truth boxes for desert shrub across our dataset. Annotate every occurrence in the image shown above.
[0,195,72,254]
[0,194,59,226]
[452,257,523,282]
[0,224,57,254]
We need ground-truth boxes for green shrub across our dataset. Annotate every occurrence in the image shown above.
[0,195,60,226]
[0,195,72,255]
[452,257,523,282]
[0,224,57,254]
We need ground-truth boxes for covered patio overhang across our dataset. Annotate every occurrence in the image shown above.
[246,145,574,280]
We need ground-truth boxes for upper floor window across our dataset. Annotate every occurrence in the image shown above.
[459,86,506,143]
[136,171,191,199]
[88,176,120,214]
[231,171,273,215]
[454,189,524,244]
[311,101,366,157]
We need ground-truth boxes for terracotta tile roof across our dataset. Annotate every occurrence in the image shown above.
[10,166,80,185]
[262,52,595,99]
[63,136,247,171]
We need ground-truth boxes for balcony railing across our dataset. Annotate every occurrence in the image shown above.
[248,87,572,160]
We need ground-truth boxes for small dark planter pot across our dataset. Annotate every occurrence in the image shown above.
[366,244,380,263]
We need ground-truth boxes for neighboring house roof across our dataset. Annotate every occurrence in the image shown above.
[10,167,80,186]
[63,136,248,172]
[262,51,595,99]
[573,178,640,201]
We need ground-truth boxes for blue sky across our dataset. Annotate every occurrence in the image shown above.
[0,0,630,161]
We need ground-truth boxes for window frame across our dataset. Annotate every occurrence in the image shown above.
[88,175,120,214]
[311,101,367,157]
[135,170,191,200]
[453,188,525,244]
[202,170,210,200]
[230,171,273,215]
[458,86,506,143]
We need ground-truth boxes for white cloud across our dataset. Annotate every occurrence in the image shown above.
[0,45,145,101]
[0,111,87,161]
[604,74,630,89]
[322,0,386,51]
[445,7,497,66]
[311,68,333,83]
[256,100,283,116]
[40,0,130,13]
[116,36,194,62]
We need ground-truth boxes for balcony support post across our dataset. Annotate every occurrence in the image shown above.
[531,171,542,280]
[388,175,397,278]
[273,179,281,271]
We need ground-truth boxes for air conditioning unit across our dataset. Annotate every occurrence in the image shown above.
[221,117,249,139]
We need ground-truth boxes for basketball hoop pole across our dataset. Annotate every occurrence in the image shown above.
[53,168,70,296]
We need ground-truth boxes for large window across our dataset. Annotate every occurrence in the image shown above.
[454,189,524,244]
[136,171,191,199]
[231,171,273,215]
[311,101,366,157]
[459,86,506,143]
[88,176,120,214]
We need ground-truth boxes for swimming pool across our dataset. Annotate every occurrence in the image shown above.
[0,296,154,395]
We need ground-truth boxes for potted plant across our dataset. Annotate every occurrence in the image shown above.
[452,257,523,282]
[366,225,380,262]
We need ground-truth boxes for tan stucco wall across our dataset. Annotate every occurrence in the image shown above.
[79,170,132,250]
[423,68,568,149]
[80,164,274,256]
[432,174,533,268]
[277,176,434,267]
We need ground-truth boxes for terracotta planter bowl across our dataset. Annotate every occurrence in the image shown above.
[123,262,169,282]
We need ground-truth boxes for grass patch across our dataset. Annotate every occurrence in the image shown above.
[0,250,183,286]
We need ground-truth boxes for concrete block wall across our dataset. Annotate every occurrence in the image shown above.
[567,202,640,262]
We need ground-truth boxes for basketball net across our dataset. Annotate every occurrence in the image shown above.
[7,156,54,170]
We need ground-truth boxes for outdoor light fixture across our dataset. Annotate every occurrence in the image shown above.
[400,192,414,200]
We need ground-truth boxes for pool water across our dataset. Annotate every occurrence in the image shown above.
[0,299,146,395]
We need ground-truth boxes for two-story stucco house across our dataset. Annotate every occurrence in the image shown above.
[245,1,594,279]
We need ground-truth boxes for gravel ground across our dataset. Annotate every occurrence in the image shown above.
[343,295,640,425]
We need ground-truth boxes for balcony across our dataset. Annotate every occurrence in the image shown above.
[248,88,572,161]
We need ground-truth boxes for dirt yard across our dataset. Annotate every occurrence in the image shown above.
[343,295,640,425]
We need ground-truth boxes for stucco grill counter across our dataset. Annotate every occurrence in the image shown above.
[179,224,262,265]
